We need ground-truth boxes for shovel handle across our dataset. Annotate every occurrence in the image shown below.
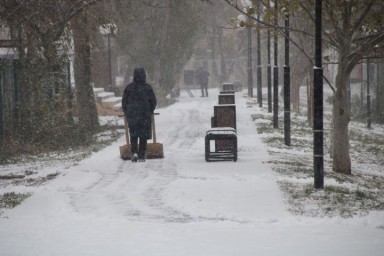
[152,113,159,143]
[124,116,130,145]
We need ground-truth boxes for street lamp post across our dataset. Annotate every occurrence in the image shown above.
[273,0,279,128]
[107,32,112,92]
[66,62,73,124]
[267,15,272,113]
[247,25,254,98]
[367,58,372,129]
[238,14,253,98]
[284,7,291,146]
[313,0,324,189]
[256,1,262,107]
[0,70,3,144]
[100,23,116,93]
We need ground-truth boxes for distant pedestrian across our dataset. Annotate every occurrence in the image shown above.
[196,66,210,97]
[122,67,157,162]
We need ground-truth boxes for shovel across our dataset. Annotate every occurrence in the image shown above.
[119,113,164,160]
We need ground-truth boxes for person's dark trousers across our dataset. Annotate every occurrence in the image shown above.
[130,136,138,156]
[138,137,147,159]
[201,84,208,97]
[130,136,147,159]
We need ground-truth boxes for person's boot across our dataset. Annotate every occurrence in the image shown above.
[138,152,146,162]
[131,153,138,162]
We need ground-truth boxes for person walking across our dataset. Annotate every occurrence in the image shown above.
[122,67,157,162]
[196,66,210,97]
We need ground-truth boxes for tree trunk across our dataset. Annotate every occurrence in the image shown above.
[42,39,68,129]
[0,59,15,142]
[17,28,41,142]
[72,15,99,132]
[332,61,352,174]
[291,75,300,113]
[153,1,170,88]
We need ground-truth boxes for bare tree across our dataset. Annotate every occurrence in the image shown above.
[0,0,101,147]
[72,12,99,132]
[225,0,384,175]
[312,1,384,174]
[107,0,207,94]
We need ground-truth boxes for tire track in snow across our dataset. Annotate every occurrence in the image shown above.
[68,162,138,216]
[165,110,208,154]
[68,96,263,224]
[68,104,209,223]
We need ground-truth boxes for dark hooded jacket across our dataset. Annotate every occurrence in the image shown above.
[196,67,209,86]
[122,67,157,139]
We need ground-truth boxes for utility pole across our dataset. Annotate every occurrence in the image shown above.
[273,0,279,128]
[284,7,291,146]
[313,0,324,189]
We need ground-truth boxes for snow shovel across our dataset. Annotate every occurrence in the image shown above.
[119,116,131,160]
[119,113,164,160]
[146,113,164,159]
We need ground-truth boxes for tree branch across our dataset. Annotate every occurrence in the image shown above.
[224,0,336,93]
[351,0,374,36]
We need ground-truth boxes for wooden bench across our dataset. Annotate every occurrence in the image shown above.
[222,82,234,91]
[206,104,237,162]
[211,104,236,129]
[219,90,235,95]
[205,128,237,162]
[219,82,236,95]
[218,94,235,105]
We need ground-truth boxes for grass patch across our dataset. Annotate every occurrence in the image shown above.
[0,126,124,212]
[0,192,31,209]
[253,102,384,218]
[21,172,60,187]
[0,124,124,165]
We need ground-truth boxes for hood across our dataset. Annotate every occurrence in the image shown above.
[133,67,146,83]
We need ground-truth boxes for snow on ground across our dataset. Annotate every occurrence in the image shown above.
[0,88,384,256]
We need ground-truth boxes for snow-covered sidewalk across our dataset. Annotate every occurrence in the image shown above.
[1,88,383,256]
